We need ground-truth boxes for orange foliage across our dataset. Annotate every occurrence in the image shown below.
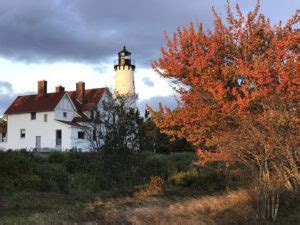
[148,1,299,163]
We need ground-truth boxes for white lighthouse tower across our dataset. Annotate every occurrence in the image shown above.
[114,46,136,97]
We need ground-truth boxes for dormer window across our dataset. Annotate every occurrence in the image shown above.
[63,112,67,118]
[31,112,36,120]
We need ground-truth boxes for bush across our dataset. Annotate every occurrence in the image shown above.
[69,173,103,192]
[140,155,175,180]
[0,151,249,194]
[84,160,104,176]
[101,151,139,187]
[169,162,250,192]
[35,163,69,193]
[168,152,196,172]
[0,176,14,191]
[48,151,67,164]
[0,151,35,177]
[15,175,41,191]
[0,151,39,191]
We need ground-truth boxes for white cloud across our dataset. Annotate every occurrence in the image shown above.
[0,57,175,114]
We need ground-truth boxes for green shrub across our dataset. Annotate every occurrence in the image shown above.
[15,175,41,191]
[69,173,103,192]
[48,151,67,164]
[84,160,104,176]
[0,176,14,191]
[0,151,249,194]
[168,152,196,172]
[0,151,35,177]
[139,155,174,181]
[65,152,101,173]
[169,162,250,192]
[35,163,69,193]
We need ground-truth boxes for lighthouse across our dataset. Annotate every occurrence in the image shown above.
[114,46,136,97]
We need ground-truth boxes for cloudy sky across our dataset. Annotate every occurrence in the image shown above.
[0,0,298,115]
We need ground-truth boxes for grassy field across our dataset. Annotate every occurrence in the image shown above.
[1,187,299,225]
[0,151,299,224]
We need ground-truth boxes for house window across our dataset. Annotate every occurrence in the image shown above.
[93,130,97,141]
[44,114,48,122]
[63,112,67,118]
[20,129,26,138]
[31,112,36,120]
[1,133,6,142]
[56,130,62,147]
[78,131,85,139]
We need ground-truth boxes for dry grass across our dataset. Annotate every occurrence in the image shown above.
[1,188,299,225]
[84,189,254,225]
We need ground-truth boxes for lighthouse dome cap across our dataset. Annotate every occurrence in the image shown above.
[118,46,131,55]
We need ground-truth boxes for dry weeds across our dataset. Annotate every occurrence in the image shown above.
[2,189,298,224]
[85,189,253,225]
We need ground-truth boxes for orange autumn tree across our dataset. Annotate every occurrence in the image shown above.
[148,1,299,158]
[148,2,299,222]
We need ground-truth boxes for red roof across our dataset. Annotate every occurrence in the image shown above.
[4,92,66,115]
[68,88,108,111]
[4,88,108,116]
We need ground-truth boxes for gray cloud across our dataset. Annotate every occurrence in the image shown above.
[0,1,256,66]
[142,77,154,87]
[0,81,13,95]
[0,1,297,67]
[0,81,36,116]
[0,81,15,115]
[137,95,178,114]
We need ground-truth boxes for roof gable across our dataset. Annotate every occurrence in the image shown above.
[55,93,77,112]
[68,88,108,112]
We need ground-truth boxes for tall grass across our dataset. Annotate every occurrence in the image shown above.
[1,188,298,225]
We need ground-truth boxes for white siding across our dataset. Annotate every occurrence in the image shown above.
[70,127,91,151]
[4,112,72,150]
[2,93,78,151]
[55,94,76,121]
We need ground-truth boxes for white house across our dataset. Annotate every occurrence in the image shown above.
[0,47,136,151]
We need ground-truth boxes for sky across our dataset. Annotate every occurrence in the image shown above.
[0,0,299,115]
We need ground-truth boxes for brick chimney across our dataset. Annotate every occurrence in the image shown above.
[38,80,47,95]
[76,82,85,102]
[56,85,65,93]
